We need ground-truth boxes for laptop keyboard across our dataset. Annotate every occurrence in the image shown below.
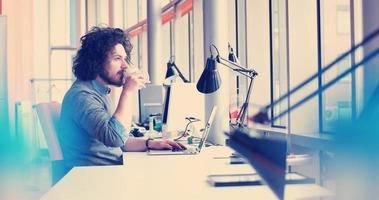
[172,148,198,154]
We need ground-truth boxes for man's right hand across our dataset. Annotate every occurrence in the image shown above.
[122,70,150,94]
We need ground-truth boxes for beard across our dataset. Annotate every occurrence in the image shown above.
[98,68,123,87]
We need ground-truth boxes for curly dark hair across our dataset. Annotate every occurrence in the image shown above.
[73,26,133,80]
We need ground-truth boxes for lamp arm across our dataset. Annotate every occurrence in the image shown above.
[213,55,258,128]
[217,56,258,78]
[236,77,255,128]
[173,63,190,83]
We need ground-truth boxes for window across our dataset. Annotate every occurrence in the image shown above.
[243,0,362,137]
[32,0,79,103]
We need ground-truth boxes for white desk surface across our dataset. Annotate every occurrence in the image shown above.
[40,146,334,200]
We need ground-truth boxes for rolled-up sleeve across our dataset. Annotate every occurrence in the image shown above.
[72,91,129,147]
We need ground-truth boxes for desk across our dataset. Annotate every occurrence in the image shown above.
[40,146,333,200]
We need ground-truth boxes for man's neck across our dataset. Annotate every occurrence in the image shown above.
[93,76,112,95]
[95,76,110,87]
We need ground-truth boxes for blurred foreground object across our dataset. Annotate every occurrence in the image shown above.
[227,129,287,199]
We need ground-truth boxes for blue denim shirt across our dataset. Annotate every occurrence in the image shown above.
[59,80,128,167]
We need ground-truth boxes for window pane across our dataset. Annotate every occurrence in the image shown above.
[51,80,73,103]
[50,0,70,46]
[51,51,76,79]
[31,82,50,103]
[140,32,148,71]
[33,0,49,79]
[87,0,97,28]
[97,0,109,25]
[246,0,271,127]
[271,0,289,127]
[228,1,239,125]
[174,13,190,81]
[124,0,139,67]
[161,20,171,79]
[124,0,139,28]
[321,0,352,132]
[113,0,125,28]
[288,0,319,135]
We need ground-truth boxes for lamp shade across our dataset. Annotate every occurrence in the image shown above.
[165,62,189,83]
[196,57,221,94]
[165,62,178,79]
[228,47,238,62]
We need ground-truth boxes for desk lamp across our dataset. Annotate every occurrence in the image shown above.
[196,44,258,129]
[165,57,189,83]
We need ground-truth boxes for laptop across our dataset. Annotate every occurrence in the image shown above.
[147,106,217,155]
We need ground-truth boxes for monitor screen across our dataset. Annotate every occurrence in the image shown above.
[139,84,165,124]
[161,83,205,134]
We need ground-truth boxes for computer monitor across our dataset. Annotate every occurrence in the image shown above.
[139,84,165,124]
[162,83,205,135]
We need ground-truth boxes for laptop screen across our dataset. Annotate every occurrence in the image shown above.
[197,106,217,150]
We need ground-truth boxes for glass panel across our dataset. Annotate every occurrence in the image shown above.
[51,80,73,103]
[97,0,109,25]
[271,0,289,127]
[140,31,148,71]
[246,0,271,127]
[161,20,171,80]
[51,51,76,79]
[353,0,363,115]
[31,82,50,104]
[33,0,49,79]
[50,0,70,46]
[124,0,139,66]
[140,0,147,19]
[124,0,139,28]
[321,0,352,132]
[227,1,240,124]
[87,0,97,29]
[113,0,124,28]
[174,13,190,81]
[288,0,319,135]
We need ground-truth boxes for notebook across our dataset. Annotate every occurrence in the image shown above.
[147,106,217,155]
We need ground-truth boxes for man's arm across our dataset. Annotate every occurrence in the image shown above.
[113,71,148,130]
[70,91,128,147]
[113,89,134,131]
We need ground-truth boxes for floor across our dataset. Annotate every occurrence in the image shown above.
[0,152,52,200]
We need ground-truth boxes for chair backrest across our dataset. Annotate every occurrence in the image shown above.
[36,102,63,161]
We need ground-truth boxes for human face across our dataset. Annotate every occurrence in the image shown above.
[98,44,129,87]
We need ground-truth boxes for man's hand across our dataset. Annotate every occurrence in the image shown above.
[122,70,150,94]
[148,139,187,150]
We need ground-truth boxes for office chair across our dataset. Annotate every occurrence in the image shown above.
[36,102,69,185]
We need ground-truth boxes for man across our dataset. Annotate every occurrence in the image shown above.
[60,26,185,167]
